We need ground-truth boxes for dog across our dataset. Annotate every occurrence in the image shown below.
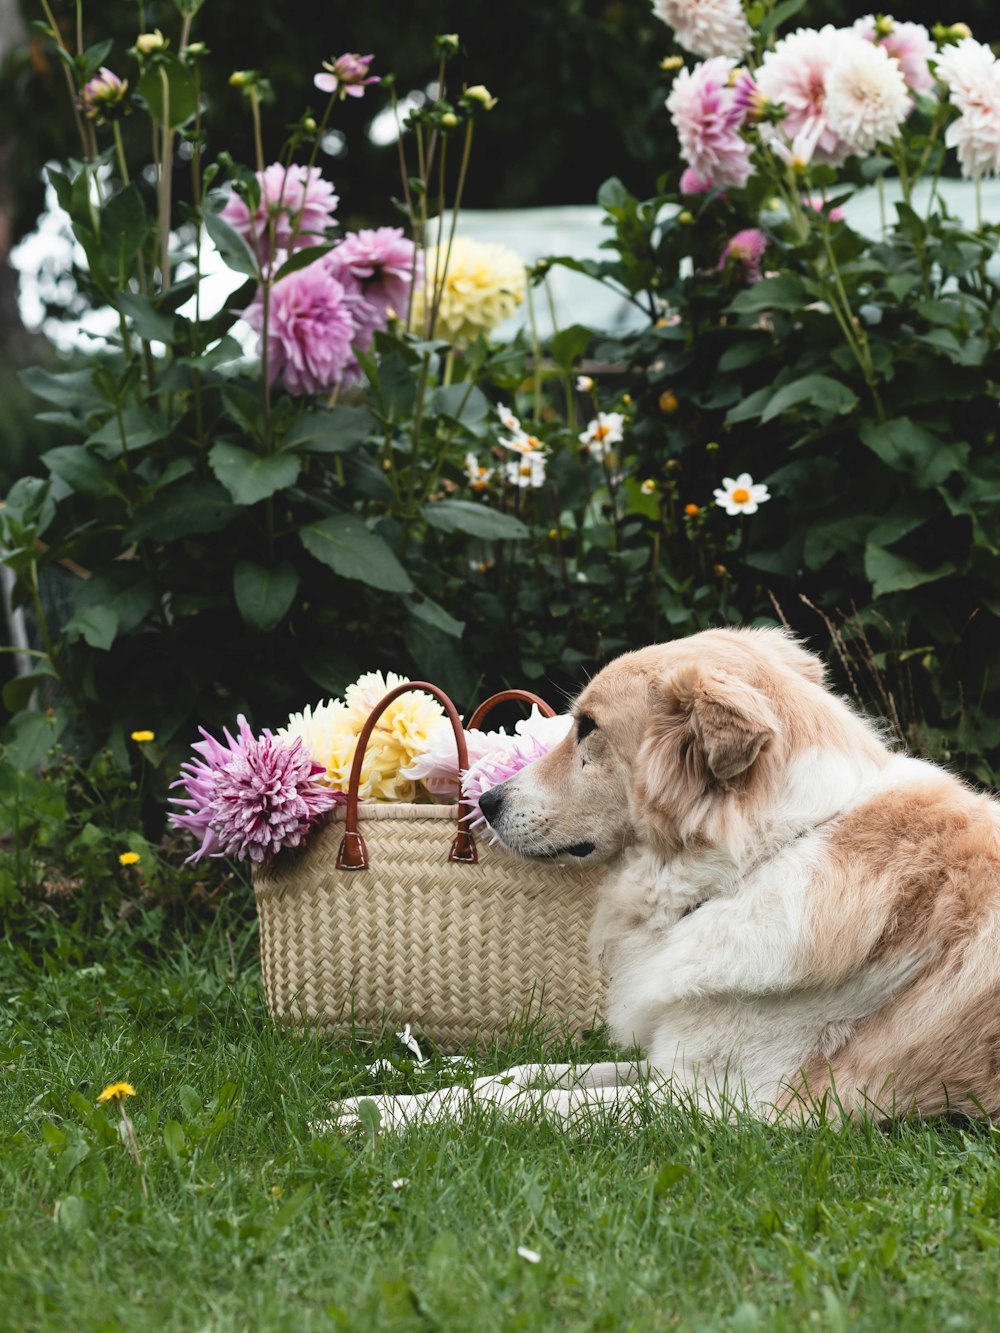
[334,627,1000,1130]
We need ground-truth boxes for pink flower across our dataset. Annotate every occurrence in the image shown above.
[326,227,418,350]
[652,0,750,60]
[79,67,128,122]
[756,27,855,167]
[219,164,339,265]
[805,194,846,223]
[244,262,362,395]
[461,712,573,832]
[853,15,935,98]
[170,716,341,864]
[718,228,767,282]
[680,166,713,194]
[936,39,1000,180]
[314,52,379,99]
[667,57,755,192]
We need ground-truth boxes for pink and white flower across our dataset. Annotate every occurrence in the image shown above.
[756,27,854,167]
[170,716,340,864]
[314,52,379,99]
[79,67,129,121]
[667,57,755,192]
[219,163,339,264]
[936,39,1000,180]
[853,15,935,98]
[462,711,574,832]
[245,263,361,395]
[326,227,417,322]
[652,0,751,60]
[825,35,911,156]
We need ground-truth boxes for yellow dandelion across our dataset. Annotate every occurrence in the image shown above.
[119,851,141,866]
[130,730,155,743]
[97,1081,136,1103]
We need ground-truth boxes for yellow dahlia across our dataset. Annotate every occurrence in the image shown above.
[413,237,526,345]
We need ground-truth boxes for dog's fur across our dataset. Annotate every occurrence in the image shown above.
[335,628,1000,1130]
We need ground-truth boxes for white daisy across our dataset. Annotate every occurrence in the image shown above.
[496,403,521,434]
[502,452,547,489]
[464,451,494,492]
[713,472,771,516]
[578,411,625,460]
[575,374,594,392]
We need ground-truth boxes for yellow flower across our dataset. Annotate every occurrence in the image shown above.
[135,28,168,55]
[641,480,657,495]
[97,1081,136,1103]
[412,237,526,345]
[119,851,141,866]
[130,730,155,743]
[659,390,679,414]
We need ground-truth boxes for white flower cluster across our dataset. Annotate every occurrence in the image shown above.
[937,39,1000,179]
[464,404,549,493]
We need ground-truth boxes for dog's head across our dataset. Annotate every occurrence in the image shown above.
[479,627,844,863]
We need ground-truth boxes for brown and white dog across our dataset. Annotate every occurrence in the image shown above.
[335,627,1000,1129]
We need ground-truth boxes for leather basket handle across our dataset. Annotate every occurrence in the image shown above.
[334,683,556,872]
[467,688,556,731]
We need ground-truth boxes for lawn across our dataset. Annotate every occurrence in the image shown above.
[4,905,1000,1332]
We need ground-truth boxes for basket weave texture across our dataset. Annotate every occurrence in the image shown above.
[254,803,605,1048]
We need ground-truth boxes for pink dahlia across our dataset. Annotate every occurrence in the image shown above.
[461,711,573,833]
[937,39,1000,180]
[718,228,767,283]
[314,52,379,99]
[170,716,341,864]
[756,27,854,167]
[220,163,339,265]
[244,263,361,395]
[667,57,755,192]
[805,194,846,223]
[326,227,418,351]
[853,15,935,98]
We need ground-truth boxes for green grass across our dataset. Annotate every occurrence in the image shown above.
[4,910,1000,1332]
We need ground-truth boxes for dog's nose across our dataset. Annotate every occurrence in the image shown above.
[478,785,504,826]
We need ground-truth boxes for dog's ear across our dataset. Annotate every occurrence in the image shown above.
[685,670,779,782]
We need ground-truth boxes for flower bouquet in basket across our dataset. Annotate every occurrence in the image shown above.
[170,673,605,1047]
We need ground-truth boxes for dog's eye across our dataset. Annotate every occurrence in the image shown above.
[576,714,597,742]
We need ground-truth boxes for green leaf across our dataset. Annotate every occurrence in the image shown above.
[430,384,491,428]
[163,1120,187,1162]
[18,366,104,412]
[100,185,147,273]
[758,0,805,36]
[864,544,955,597]
[407,596,464,639]
[760,375,859,424]
[138,55,197,127]
[5,708,68,769]
[209,441,301,506]
[74,571,156,636]
[233,560,299,632]
[299,514,413,593]
[716,339,772,373]
[42,446,121,500]
[125,480,238,542]
[549,323,593,370]
[203,208,259,278]
[859,418,969,489]
[420,499,529,540]
[724,386,773,426]
[65,604,118,651]
[86,406,173,452]
[727,274,810,315]
[271,244,336,283]
[114,291,176,345]
[376,352,417,419]
[280,406,376,454]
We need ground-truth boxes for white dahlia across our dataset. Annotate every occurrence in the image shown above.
[825,36,911,155]
[652,0,751,60]
[756,27,855,167]
[936,39,1000,179]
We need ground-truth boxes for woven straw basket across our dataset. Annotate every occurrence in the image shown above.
[253,683,605,1048]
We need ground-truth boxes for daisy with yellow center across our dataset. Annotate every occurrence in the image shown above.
[579,412,625,460]
[713,472,771,516]
[465,451,494,492]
